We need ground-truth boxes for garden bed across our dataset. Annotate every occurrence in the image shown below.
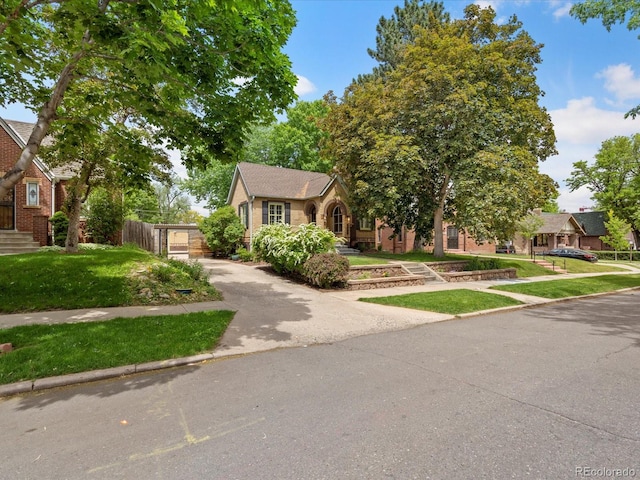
[347,265,425,290]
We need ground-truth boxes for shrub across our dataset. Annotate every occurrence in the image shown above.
[49,211,69,247]
[252,223,339,274]
[85,187,123,244]
[168,258,207,282]
[302,253,350,288]
[200,206,245,257]
[464,257,502,271]
[236,246,254,262]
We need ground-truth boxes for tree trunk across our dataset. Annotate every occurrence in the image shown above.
[433,205,445,257]
[0,36,90,199]
[65,191,83,253]
[65,162,94,253]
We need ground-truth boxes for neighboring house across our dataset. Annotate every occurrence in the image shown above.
[227,162,375,250]
[516,210,586,254]
[0,118,74,248]
[573,211,635,250]
[375,222,495,255]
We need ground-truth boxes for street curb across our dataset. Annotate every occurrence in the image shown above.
[1,287,638,399]
[0,353,216,398]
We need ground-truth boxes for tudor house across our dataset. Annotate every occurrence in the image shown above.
[0,118,72,251]
[227,162,376,250]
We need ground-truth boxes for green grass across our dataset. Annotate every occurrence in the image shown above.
[359,289,523,315]
[366,251,470,262]
[0,245,220,313]
[536,256,626,274]
[491,274,640,299]
[348,255,390,266]
[0,310,234,385]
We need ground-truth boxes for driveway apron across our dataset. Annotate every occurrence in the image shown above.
[199,259,451,357]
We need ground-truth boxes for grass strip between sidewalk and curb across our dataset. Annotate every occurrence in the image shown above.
[0,310,234,386]
[490,274,640,298]
[359,289,523,315]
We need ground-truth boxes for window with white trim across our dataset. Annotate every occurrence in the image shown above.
[358,217,373,231]
[269,202,284,224]
[26,181,39,206]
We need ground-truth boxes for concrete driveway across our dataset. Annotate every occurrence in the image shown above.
[201,259,452,357]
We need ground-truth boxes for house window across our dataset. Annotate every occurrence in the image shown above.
[238,203,248,228]
[358,217,373,231]
[269,202,284,224]
[332,205,343,234]
[26,182,39,207]
[309,205,317,224]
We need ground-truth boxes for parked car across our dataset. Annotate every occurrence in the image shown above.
[495,245,516,254]
[543,248,598,262]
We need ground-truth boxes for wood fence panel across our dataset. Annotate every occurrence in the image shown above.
[123,220,156,253]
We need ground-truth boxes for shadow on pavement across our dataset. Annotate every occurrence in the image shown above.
[12,364,202,411]
[521,291,640,348]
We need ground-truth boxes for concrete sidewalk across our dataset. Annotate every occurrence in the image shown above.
[1,259,638,397]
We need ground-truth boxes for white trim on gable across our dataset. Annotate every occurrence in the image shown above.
[0,117,55,182]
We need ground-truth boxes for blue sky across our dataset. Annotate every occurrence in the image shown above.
[284,0,640,212]
[2,0,639,213]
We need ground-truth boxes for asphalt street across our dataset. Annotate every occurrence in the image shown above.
[1,291,639,479]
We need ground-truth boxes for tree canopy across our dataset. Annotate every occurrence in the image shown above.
[0,0,298,199]
[571,0,640,117]
[183,100,333,211]
[566,133,640,245]
[324,4,557,256]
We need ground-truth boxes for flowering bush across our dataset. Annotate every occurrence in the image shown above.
[252,223,340,274]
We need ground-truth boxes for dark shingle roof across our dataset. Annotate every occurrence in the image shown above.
[3,119,76,179]
[537,212,585,235]
[236,162,333,200]
[572,211,608,236]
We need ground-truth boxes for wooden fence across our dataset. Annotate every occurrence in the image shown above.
[123,220,155,253]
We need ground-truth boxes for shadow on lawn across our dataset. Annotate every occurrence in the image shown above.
[522,290,640,348]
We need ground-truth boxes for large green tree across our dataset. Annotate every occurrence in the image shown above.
[324,5,557,257]
[364,0,449,79]
[566,134,640,245]
[0,0,297,199]
[571,0,640,117]
[183,100,333,210]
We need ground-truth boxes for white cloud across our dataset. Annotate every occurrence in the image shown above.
[545,97,640,212]
[551,1,572,19]
[549,97,639,144]
[597,63,640,104]
[294,75,316,96]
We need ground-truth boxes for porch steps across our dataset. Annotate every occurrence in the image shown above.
[0,231,41,255]
[335,243,361,256]
[400,262,445,283]
[534,259,567,274]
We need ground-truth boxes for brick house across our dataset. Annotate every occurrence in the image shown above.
[573,211,635,250]
[227,162,375,250]
[515,211,586,254]
[0,118,73,247]
[375,222,496,255]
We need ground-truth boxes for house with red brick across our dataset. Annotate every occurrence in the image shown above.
[0,118,73,252]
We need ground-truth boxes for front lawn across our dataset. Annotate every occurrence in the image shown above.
[0,310,234,385]
[0,245,220,313]
[359,289,523,315]
[348,255,390,266]
[491,274,640,298]
[535,255,626,274]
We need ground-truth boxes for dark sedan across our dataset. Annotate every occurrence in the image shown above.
[544,248,598,262]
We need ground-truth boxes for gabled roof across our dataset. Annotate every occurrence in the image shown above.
[1,118,76,180]
[537,212,586,235]
[228,162,335,202]
[572,211,608,237]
